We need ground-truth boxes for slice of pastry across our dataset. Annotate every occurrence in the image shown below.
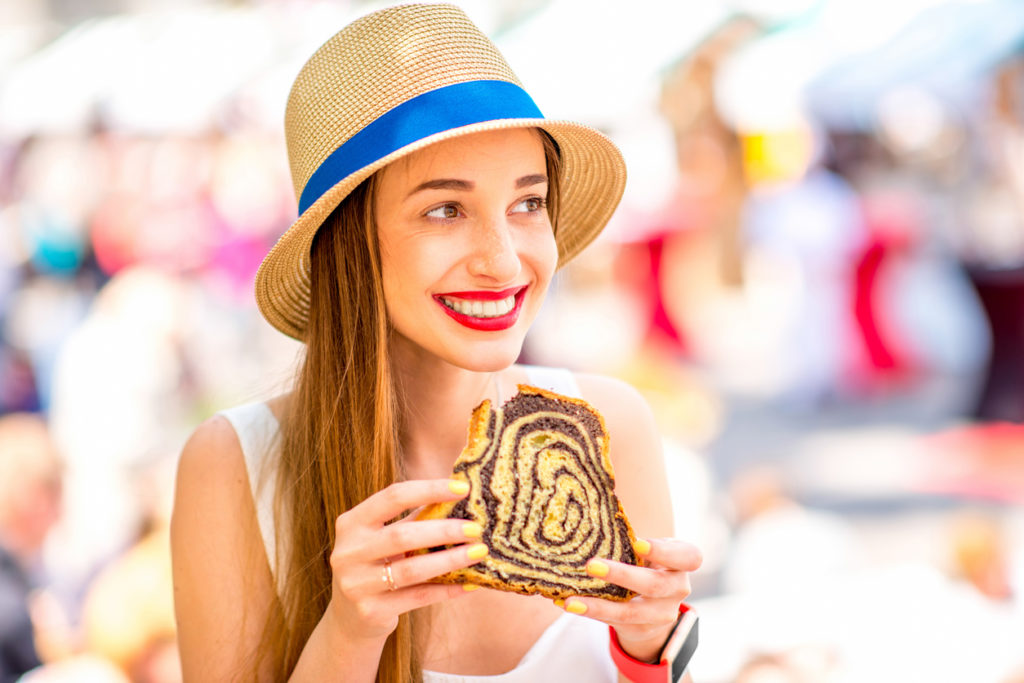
[415,384,641,601]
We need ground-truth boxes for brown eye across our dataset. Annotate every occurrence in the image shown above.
[426,203,460,219]
[512,197,546,214]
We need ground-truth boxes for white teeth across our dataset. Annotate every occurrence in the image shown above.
[441,294,516,318]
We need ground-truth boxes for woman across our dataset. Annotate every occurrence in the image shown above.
[171,4,701,682]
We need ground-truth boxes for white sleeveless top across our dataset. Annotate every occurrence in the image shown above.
[219,366,617,682]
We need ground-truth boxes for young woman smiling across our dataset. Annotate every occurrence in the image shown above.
[170,5,701,682]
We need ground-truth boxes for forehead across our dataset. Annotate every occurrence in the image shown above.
[383,127,546,185]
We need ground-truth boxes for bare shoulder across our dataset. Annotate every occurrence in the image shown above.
[175,414,247,488]
[572,373,660,467]
[171,413,278,680]
[175,391,290,496]
[572,372,674,538]
[572,373,655,432]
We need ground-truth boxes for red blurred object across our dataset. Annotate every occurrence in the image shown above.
[90,195,142,275]
[853,239,907,371]
[614,229,692,359]
[645,233,690,357]
[847,193,920,393]
[920,423,1024,501]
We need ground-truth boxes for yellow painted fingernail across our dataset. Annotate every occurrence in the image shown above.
[462,522,483,538]
[462,583,481,592]
[554,598,565,608]
[635,539,652,556]
[565,600,587,615]
[448,480,470,496]
[586,559,610,577]
[467,543,489,561]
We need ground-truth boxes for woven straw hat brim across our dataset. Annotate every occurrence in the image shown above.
[256,117,625,341]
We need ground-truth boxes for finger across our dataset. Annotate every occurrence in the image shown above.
[634,538,702,572]
[584,559,691,600]
[387,542,489,591]
[346,479,470,527]
[375,518,483,558]
[338,542,487,599]
[372,580,481,616]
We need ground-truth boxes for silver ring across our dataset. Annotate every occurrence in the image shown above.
[382,559,397,592]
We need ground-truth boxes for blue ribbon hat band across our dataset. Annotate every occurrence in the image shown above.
[298,80,545,214]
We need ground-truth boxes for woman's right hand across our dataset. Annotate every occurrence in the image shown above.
[326,478,488,643]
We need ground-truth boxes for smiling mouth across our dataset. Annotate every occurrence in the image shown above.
[433,286,528,331]
[438,294,516,318]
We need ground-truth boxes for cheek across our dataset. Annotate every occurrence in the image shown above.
[377,233,415,322]
[379,235,446,314]
[377,236,398,303]
[534,226,559,282]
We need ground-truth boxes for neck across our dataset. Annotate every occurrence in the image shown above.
[391,355,503,480]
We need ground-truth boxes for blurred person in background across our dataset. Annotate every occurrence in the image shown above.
[0,413,62,682]
[79,524,179,683]
[1,131,106,416]
[172,5,700,683]
[961,54,1024,422]
[651,17,756,353]
[739,116,868,408]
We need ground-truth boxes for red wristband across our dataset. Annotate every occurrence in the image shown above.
[609,603,691,683]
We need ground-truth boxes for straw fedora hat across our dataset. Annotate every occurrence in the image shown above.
[256,2,626,340]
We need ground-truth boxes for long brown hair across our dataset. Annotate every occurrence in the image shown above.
[257,130,562,682]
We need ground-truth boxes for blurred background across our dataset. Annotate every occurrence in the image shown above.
[1,0,1023,681]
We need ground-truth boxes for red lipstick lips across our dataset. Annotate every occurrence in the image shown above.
[433,285,527,331]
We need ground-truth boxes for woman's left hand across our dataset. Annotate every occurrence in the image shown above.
[559,537,702,663]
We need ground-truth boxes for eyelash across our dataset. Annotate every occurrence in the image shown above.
[424,197,548,221]
[425,203,461,220]
[516,197,548,213]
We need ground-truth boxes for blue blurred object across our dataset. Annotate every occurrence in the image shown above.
[23,209,85,277]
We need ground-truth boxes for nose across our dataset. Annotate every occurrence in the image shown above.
[467,215,521,283]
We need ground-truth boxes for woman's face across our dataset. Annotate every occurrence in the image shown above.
[375,128,558,371]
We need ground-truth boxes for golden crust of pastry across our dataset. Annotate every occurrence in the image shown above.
[414,384,643,601]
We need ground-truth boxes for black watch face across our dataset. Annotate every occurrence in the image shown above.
[669,615,699,682]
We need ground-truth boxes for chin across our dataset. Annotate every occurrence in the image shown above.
[389,325,526,373]
[443,338,525,373]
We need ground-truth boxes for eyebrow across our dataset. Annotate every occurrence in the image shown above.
[405,174,548,199]
[406,178,472,197]
[515,173,548,189]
